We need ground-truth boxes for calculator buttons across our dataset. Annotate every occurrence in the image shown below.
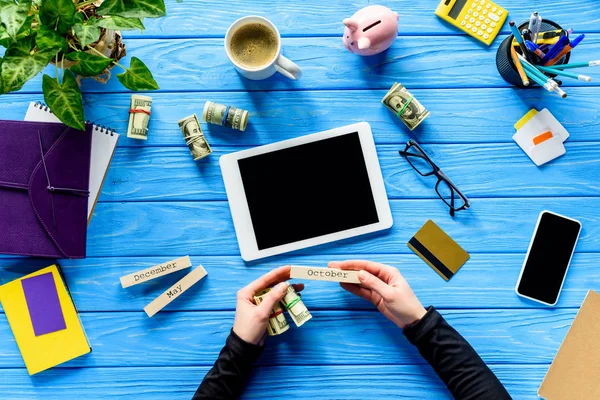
[473,12,478,17]
[486,3,491,8]
[497,10,503,15]
[485,18,490,23]
[466,24,472,28]
[461,20,466,26]
[481,24,487,29]
[471,2,476,7]
[472,27,477,33]
[479,16,484,20]
[477,30,483,36]
[488,12,500,22]
[480,0,485,5]
[467,9,473,14]
[475,21,481,26]
[487,28,493,33]
[482,10,488,15]
[484,34,489,39]
[470,17,475,23]
[492,6,497,11]
[476,6,482,11]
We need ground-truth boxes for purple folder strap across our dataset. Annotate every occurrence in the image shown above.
[0,120,92,258]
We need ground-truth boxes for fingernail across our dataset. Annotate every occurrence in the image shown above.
[276,282,289,291]
[358,270,368,281]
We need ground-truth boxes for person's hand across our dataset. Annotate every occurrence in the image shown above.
[233,265,304,345]
[329,260,426,329]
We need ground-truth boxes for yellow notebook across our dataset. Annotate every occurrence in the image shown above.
[0,265,91,375]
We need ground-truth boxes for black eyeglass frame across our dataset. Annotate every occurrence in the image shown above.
[398,139,470,216]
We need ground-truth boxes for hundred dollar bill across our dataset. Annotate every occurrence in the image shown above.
[127,94,152,140]
[382,82,430,131]
[202,101,249,131]
[254,288,290,336]
[280,285,312,327]
[177,113,212,160]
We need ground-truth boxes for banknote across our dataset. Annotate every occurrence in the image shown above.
[254,288,290,336]
[280,285,312,327]
[177,113,212,160]
[202,101,249,131]
[382,82,430,131]
[127,94,152,140]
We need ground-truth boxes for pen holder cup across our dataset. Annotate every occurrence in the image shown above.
[496,20,570,87]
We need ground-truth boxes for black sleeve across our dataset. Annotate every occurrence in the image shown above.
[403,307,512,400]
[192,329,263,400]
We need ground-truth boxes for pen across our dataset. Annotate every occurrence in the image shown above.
[537,65,592,82]
[541,35,570,64]
[511,45,529,86]
[528,12,542,42]
[546,60,600,69]
[525,40,546,59]
[521,29,533,43]
[510,21,533,63]
[545,34,585,66]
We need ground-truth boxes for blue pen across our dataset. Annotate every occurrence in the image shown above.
[541,35,570,64]
[525,40,545,58]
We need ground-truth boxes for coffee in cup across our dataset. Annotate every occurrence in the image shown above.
[224,16,302,80]
[229,23,278,69]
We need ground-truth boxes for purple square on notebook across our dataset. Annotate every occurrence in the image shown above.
[21,272,67,336]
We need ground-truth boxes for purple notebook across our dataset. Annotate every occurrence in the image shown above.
[0,120,92,258]
[21,272,67,336]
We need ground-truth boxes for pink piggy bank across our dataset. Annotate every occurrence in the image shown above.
[343,5,399,56]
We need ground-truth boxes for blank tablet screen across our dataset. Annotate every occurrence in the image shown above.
[238,132,379,250]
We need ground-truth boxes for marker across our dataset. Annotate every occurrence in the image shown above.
[541,35,570,64]
[545,34,585,66]
[537,65,592,82]
[525,40,546,59]
[547,60,600,70]
[528,12,542,42]
[511,45,529,86]
[521,29,533,43]
[509,21,532,63]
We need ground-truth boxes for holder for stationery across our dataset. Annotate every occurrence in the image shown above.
[496,20,570,87]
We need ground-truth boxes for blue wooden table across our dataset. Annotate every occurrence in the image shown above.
[1,1,600,398]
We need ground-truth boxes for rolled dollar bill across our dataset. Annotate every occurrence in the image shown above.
[382,82,430,131]
[177,113,212,161]
[254,288,290,336]
[202,101,249,131]
[280,285,312,327]
[127,94,152,140]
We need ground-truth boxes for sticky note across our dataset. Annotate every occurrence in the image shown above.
[408,220,470,281]
[21,272,66,336]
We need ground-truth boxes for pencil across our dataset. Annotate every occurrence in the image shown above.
[518,55,567,97]
[548,60,600,70]
[511,45,529,86]
[537,65,592,82]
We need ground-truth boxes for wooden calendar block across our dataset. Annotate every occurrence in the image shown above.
[120,256,192,288]
[290,266,360,284]
[143,266,208,317]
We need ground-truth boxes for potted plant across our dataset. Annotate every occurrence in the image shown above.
[0,0,165,130]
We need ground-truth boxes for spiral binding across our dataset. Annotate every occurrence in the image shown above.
[34,101,115,136]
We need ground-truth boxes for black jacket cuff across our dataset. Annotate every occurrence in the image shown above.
[402,306,440,344]
[227,329,264,363]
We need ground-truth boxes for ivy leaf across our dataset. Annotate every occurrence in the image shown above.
[65,51,113,76]
[42,70,85,131]
[40,0,76,34]
[36,26,67,53]
[0,0,31,41]
[97,0,166,19]
[93,16,145,31]
[116,56,159,91]
[1,37,54,93]
[72,22,100,47]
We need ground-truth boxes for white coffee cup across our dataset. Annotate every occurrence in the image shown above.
[225,16,302,80]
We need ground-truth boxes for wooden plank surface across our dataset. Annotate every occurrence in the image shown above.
[0,309,578,367]
[0,364,547,399]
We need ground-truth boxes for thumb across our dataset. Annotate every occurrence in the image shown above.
[257,282,289,313]
[358,270,393,301]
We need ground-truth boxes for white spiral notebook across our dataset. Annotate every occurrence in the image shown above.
[24,102,120,223]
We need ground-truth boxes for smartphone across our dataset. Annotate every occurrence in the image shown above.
[515,211,582,306]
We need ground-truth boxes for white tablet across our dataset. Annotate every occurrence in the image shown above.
[220,122,393,261]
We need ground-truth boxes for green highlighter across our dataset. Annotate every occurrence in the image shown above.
[408,220,470,281]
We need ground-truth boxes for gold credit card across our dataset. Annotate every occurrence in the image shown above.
[408,220,470,281]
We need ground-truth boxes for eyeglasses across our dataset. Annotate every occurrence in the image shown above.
[398,139,470,216]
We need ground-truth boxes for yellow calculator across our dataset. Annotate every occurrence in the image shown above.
[435,0,508,46]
